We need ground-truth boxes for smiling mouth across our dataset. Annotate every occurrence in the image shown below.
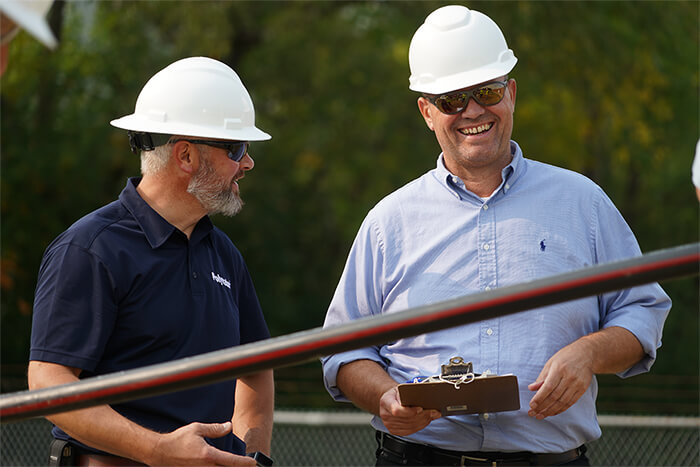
[458,123,494,136]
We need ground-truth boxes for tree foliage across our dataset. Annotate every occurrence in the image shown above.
[1,1,697,401]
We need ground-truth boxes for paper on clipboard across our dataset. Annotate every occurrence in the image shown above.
[397,357,520,416]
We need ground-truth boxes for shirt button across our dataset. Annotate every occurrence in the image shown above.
[192,272,198,279]
[483,243,490,250]
[486,328,494,336]
[483,413,490,420]
[483,204,489,210]
[484,286,491,291]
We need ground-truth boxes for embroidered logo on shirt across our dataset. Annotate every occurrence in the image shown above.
[540,240,546,251]
[211,272,231,289]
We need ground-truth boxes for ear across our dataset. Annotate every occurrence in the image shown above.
[417,97,436,132]
[507,78,517,111]
[172,140,197,175]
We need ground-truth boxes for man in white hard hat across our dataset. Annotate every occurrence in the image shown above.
[321,5,670,466]
[28,57,273,466]
[0,0,57,76]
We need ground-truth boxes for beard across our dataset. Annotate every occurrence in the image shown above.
[187,155,244,217]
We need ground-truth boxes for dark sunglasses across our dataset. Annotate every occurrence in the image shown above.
[425,80,509,115]
[169,138,250,162]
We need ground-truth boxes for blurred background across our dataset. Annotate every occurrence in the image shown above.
[1,0,698,465]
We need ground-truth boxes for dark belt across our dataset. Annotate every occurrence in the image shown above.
[376,431,586,466]
[49,439,145,467]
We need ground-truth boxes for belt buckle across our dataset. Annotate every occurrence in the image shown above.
[460,455,497,466]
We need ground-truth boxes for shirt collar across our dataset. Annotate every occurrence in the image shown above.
[119,177,214,248]
[434,140,525,200]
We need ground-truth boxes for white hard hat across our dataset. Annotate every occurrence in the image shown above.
[111,56,271,144]
[0,0,57,49]
[408,5,517,94]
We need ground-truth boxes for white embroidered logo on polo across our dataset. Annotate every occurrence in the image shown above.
[211,272,231,289]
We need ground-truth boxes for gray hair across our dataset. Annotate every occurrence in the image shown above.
[140,143,173,176]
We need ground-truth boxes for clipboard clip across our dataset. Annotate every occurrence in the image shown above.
[411,356,476,388]
[441,356,473,378]
[438,356,475,389]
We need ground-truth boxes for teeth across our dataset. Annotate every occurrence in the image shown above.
[460,123,492,135]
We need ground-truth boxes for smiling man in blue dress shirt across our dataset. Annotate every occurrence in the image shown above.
[321,6,671,466]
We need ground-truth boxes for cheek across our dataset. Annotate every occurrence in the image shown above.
[216,159,238,176]
[500,112,514,135]
[224,164,242,182]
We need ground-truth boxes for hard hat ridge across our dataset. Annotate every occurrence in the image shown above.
[423,4,473,32]
[408,5,517,95]
[111,56,271,145]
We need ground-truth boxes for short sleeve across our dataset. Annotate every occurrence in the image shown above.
[30,243,119,371]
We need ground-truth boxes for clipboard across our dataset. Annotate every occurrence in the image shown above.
[397,357,520,416]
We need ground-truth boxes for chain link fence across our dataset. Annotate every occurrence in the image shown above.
[1,411,698,466]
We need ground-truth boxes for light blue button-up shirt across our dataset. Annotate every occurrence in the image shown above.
[321,141,671,453]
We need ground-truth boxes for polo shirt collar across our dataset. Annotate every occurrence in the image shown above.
[119,177,214,248]
[435,140,524,199]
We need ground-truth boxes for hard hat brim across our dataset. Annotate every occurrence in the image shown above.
[409,57,517,95]
[110,115,272,142]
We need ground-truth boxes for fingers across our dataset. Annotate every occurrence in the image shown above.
[197,421,233,439]
[151,422,246,466]
[379,387,441,436]
[192,422,258,467]
[235,455,258,466]
[212,453,257,467]
[530,384,583,419]
[383,406,441,436]
[528,364,553,415]
[184,423,256,466]
[528,349,593,420]
[529,376,568,419]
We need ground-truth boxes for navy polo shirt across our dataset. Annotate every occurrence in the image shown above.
[30,177,270,455]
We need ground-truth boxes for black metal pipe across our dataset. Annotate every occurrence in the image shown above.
[1,243,697,423]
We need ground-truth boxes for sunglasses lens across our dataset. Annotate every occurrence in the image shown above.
[474,84,506,106]
[435,93,468,114]
[228,143,248,162]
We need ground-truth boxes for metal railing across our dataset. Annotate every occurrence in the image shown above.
[2,243,698,423]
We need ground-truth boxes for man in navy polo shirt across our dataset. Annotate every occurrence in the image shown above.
[29,57,273,466]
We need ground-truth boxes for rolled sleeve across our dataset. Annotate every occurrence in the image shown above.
[593,190,672,378]
[321,214,386,401]
[321,350,386,401]
[600,283,671,377]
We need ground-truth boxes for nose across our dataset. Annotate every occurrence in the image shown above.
[460,96,486,118]
[240,152,254,171]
